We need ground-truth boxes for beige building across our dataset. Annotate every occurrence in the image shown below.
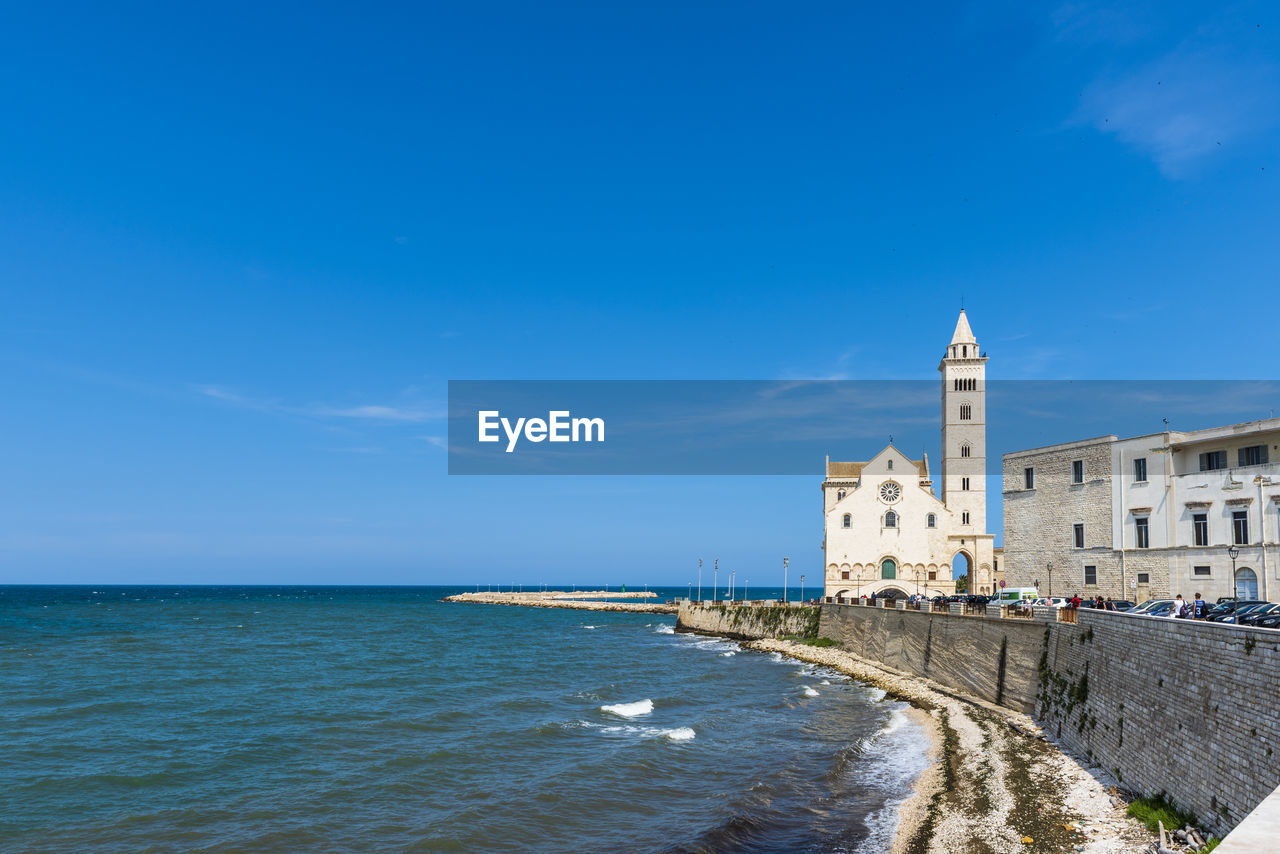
[822,311,996,600]
[1003,418,1280,602]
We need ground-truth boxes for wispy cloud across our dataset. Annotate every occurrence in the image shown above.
[197,385,443,423]
[1077,46,1277,175]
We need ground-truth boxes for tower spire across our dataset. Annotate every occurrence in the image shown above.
[949,309,976,346]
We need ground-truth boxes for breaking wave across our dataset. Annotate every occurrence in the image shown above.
[601,699,654,718]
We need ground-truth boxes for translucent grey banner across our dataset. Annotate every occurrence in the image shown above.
[447,380,1279,475]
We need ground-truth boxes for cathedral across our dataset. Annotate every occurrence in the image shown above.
[822,310,996,600]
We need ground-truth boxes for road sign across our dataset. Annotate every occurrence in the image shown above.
[999,580,1006,588]
[1130,580,1138,589]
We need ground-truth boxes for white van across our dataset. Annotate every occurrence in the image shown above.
[995,587,1038,605]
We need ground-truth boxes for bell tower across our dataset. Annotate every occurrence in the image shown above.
[939,310,986,533]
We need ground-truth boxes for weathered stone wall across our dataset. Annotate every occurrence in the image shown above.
[676,602,819,640]
[1037,608,1280,837]
[820,603,1048,713]
[1003,436,1124,598]
[817,602,1280,836]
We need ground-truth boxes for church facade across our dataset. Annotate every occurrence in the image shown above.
[822,310,996,600]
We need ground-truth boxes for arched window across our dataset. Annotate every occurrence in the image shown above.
[836,489,846,501]
[961,443,971,458]
[927,513,936,528]
[881,558,896,579]
[884,510,897,528]
[842,514,851,529]
[959,404,972,420]
[1236,567,1259,600]
[887,459,894,470]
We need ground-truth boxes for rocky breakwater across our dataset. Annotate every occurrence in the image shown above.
[443,590,677,615]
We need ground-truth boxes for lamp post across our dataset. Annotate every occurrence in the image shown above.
[1229,545,1241,618]
[857,567,863,602]
[731,568,736,602]
[745,578,749,601]
[800,574,805,603]
[1047,561,1053,599]
[688,582,692,601]
[698,559,702,603]
[714,559,718,602]
[783,556,789,605]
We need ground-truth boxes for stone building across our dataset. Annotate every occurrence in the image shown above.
[822,311,996,600]
[1003,418,1280,602]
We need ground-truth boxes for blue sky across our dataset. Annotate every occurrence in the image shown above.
[1,2,1277,584]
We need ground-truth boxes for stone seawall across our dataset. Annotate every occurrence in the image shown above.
[819,604,1046,714]
[676,602,820,640]
[818,602,1280,837]
[1038,608,1280,837]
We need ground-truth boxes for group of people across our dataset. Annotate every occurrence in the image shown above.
[1165,593,1212,619]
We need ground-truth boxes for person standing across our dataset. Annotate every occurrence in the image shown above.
[1170,594,1186,618]
[1192,592,1209,620]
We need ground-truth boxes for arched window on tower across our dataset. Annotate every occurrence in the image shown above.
[842,514,851,529]
[884,511,897,528]
[961,443,971,458]
[927,513,936,528]
[960,404,972,420]
[836,489,845,501]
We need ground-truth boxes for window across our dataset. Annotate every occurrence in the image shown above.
[1239,445,1269,467]
[1137,573,1150,584]
[1233,510,1249,545]
[927,570,937,580]
[841,570,850,580]
[1135,517,1149,549]
[887,459,894,470]
[1024,467,1035,489]
[1193,513,1208,546]
[836,489,845,501]
[1073,523,1084,549]
[959,404,972,420]
[881,558,896,579]
[1193,565,1211,577]
[1133,458,1147,482]
[1199,450,1227,471]
[1072,460,1084,484]
[1084,565,1097,585]
[961,511,970,525]
[842,514,851,529]
[961,443,971,458]
[961,477,970,491]
[884,511,898,528]
[927,513,936,528]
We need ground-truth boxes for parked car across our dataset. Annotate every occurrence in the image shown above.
[1206,600,1267,622]
[1253,611,1280,629]
[1110,600,1136,612]
[1220,602,1276,625]
[1236,603,1280,625]
[1131,598,1172,614]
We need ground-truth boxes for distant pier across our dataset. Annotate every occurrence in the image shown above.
[443,590,677,614]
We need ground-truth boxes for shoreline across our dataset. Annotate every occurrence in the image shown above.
[743,638,1156,854]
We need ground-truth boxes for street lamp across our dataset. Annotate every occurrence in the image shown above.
[783,556,789,605]
[698,559,702,603]
[800,574,805,603]
[1229,545,1241,618]
[731,568,736,602]
[714,559,718,602]
[745,578,749,600]
[1047,561,1054,599]
[857,567,864,602]
[688,582,692,601]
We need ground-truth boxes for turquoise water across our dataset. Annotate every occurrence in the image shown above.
[0,587,929,853]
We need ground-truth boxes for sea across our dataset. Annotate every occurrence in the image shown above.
[0,586,932,853]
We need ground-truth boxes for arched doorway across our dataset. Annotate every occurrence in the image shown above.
[953,551,971,594]
[878,586,909,600]
[1236,567,1258,600]
[881,558,897,580]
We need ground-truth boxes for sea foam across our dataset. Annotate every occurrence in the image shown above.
[601,699,654,718]
[653,624,675,635]
[803,686,819,697]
